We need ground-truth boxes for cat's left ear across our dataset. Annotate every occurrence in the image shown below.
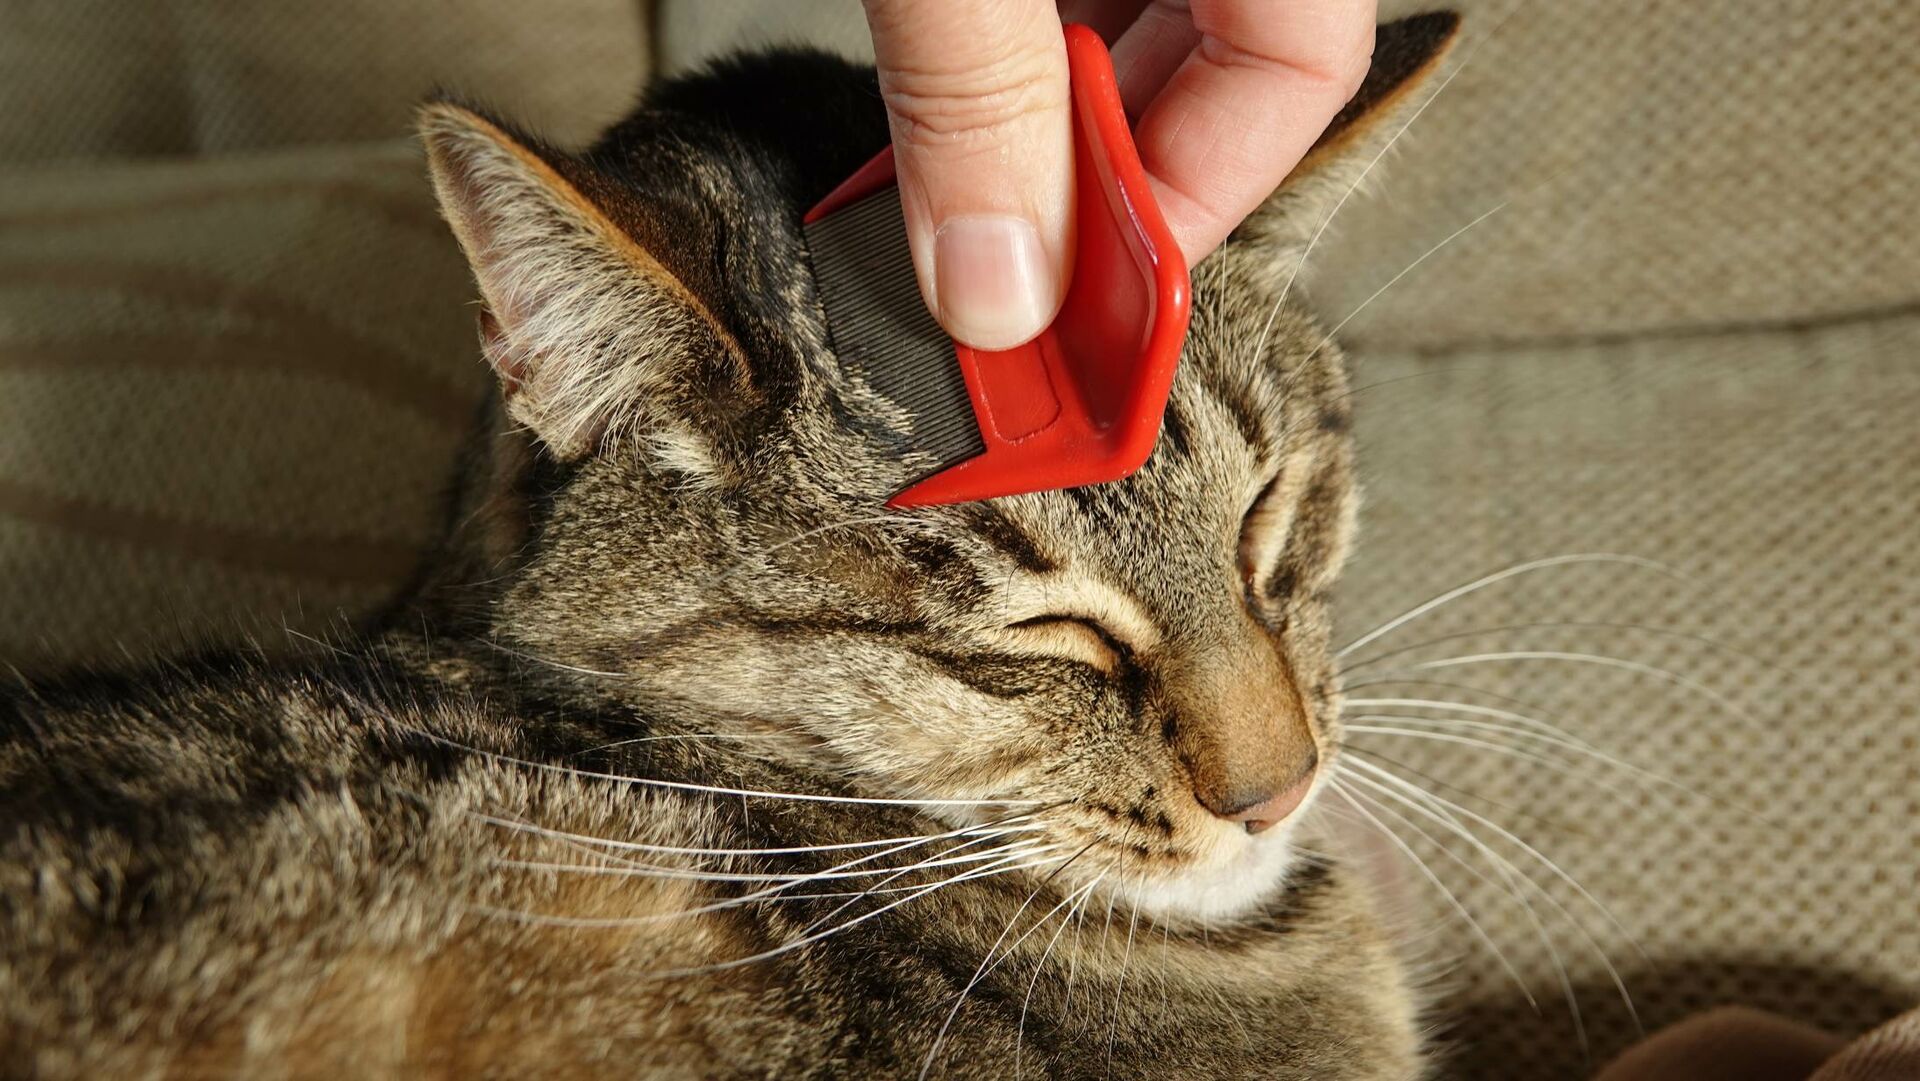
[420,101,756,471]
[1236,11,1463,253]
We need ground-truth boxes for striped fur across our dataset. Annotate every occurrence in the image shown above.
[2,15,1458,1079]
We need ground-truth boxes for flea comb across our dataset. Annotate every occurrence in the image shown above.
[804,23,1191,508]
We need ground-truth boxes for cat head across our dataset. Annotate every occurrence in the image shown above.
[421,13,1458,925]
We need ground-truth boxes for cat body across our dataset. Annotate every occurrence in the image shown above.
[1,16,1459,1079]
[2,645,1410,1079]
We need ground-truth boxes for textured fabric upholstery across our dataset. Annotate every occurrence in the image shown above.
[0,0,650,668]
[0,141,490,671]
[1340,327,1920,1077]
[0,0,650,162]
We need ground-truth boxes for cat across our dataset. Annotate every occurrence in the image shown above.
[0,12,1459,1080]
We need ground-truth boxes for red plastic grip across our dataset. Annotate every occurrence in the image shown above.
[807,24,1190,508]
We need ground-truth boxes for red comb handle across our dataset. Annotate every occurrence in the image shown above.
[808,24,1190,508]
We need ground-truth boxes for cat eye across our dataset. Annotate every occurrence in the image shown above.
[1005,614,1131,672]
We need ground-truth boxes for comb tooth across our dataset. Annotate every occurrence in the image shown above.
[804,190,985,470]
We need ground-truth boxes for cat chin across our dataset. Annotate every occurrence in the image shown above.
[1115,822,1310,926]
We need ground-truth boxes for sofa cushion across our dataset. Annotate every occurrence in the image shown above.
[0,0,650,163]
[0,140,489,673]
[1337,313,1920,1075]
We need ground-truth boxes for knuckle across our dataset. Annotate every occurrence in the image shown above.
[1199,33,1374,101]
[879,59,1066,146]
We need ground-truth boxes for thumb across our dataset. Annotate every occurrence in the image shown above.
[861,0,1072,351]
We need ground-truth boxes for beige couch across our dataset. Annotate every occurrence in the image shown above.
[3,2,1915,1077]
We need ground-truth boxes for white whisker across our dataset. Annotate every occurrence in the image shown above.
[496,840,1047,885]
[1340,619,1760,677]
[1344,759,1649,982]
[1344,724,1647,815]
[1326,781,1535,1007]
[473,809,1036,859]
[1251,9,1504,364]
[1017,873,1105,1076]
[1309,199,1511,356]
[920,846,1098,1080]
[1339,779,1583,1050]
[1345,696,1601,749]
[398,723,1038,807]
[1337,554,1680,659]
[643,847,1073,977]
[1390,651,1752,726]
[1344,762,1641,1035]
[478,811,1037,922]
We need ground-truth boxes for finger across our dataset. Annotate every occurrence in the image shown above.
[1108,0,1200,116]
[1130,0,1377,262]
[862,0,1073,350]
[1055,0,1153,43]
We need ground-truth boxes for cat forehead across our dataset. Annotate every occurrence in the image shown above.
[984,346,1332,569]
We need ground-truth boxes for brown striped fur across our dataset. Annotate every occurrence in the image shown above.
[1,13,1459,1079]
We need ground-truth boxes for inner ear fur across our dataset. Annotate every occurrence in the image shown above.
[419,100,752,464]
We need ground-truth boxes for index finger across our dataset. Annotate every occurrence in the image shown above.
[1123,0,1378,262]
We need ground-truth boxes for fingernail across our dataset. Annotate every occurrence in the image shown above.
[933,214,1057,351]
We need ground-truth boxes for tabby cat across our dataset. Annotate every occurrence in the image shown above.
[1,13,1458,1079]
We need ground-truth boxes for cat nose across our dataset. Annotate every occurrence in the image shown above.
[1205,757,1318,835]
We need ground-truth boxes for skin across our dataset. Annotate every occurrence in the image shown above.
[861,0,1379,349]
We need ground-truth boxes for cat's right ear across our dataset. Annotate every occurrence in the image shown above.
[419,101,756,473]
[1235,11,1463,257]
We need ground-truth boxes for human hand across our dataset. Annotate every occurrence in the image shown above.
[859,0,1378,350]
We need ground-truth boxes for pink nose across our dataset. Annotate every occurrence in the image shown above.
[1220,770,1317,835]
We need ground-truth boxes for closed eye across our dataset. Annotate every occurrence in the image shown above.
[1005,615,1130,672]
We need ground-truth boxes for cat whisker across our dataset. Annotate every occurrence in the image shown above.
[1336,780,1582,1050]
[1336,554,1681,660]
[1309,199,1512,359]
[495,839,1049,885]
[637,846,1075,978]
[1340,619,1762,678]
[475,841,1064,937]
[1343,758,1646,1035]
[1345,714,1662,786]
[567,732,793,758]
[396,722,1039,807]
[1343,762,1642,1042]
[1344,724,1648,817]
[1250,2,1513,367]
[1345,696,1601,748]
[1325,780,1536,1008]
[1113,879,1136,1081]
[474,808,1039,860]
[788,822,1062,941]
[480,640,642,681]
[1347,677,1760,812]
[1017,871,1107,1077]
[919,843,1100,1080]
[1346,711,1736,817]
[1383,650,1755,727]
[478,810,1042,923]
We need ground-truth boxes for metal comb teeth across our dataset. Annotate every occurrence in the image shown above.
[804,188,984,470]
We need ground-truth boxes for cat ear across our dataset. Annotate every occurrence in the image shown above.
[419,101,754,470]
[1238,11,1463,252]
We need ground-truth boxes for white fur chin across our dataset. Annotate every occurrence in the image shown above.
[1104,776,1339,926]
[1119,822,1308,925]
